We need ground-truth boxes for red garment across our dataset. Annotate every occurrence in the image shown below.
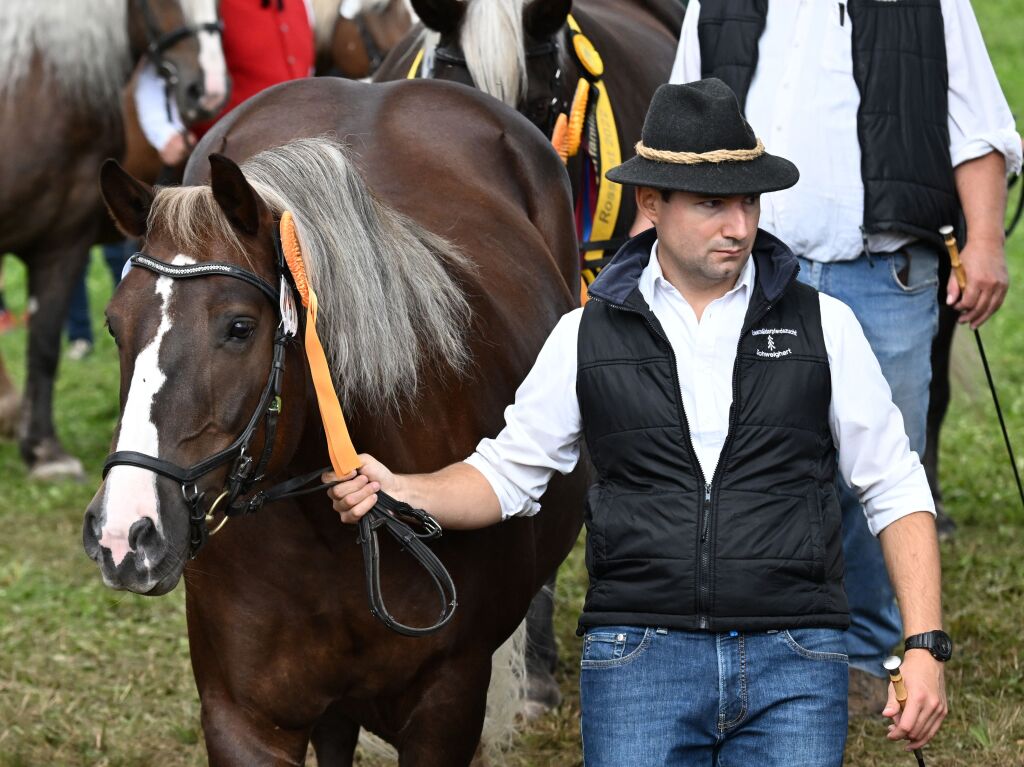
[193,0,314,138]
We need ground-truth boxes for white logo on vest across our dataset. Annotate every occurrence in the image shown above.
[752,327,797,359]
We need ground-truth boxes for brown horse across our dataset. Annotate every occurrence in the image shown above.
[85,76,584,765]
[374,0,681,711]
[376,0,683,262]
[314,0,416,79]
[0,0,225,478]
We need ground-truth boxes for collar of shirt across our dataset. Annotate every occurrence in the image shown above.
[638,240,756,320]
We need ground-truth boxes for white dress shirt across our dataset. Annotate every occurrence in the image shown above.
[670,0,1023,262]
[464,243,935,535]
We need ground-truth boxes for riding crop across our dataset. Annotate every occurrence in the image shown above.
[883,655,927,767]
[940,226,1024,511]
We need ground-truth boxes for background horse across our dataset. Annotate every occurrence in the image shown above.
[314,0,417,79]
[0,0,225,478]
[376,0,683,265]
[375,0,681,710]
[84,76,585,765]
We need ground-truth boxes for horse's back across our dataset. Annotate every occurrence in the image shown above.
[187,77,578,306]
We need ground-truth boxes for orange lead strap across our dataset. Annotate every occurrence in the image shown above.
[279,211,361,476]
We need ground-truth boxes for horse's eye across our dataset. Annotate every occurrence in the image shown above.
[106,320,121,347]
[228,319,256,340]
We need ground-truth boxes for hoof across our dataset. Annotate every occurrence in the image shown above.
[27,443,85,482]
[523,670,562,721]
[0,392,19,439]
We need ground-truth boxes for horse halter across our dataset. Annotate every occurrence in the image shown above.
[102,237,457,637]
[134,0,224,118]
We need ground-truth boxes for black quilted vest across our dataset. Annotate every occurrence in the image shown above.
[697,0,957,248]
[577,228,848,632]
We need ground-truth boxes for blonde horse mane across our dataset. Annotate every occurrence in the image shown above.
[148,137,473,413]
[423,0,528,108]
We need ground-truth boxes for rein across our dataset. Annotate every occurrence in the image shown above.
[102,239,457,637]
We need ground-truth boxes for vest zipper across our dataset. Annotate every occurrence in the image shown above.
[698,266,801,626]
[593,298,710,625]
[698,482,712,630]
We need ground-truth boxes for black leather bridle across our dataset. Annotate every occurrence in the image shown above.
[102,239,457,637]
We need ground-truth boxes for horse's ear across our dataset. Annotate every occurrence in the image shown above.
[100,159,154,237]
[524,0,571,39]
[209,154,262,237]
[411,0,466,35]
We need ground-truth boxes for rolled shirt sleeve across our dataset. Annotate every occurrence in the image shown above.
[944,0,1020,173]
[463,310,585,519]
[822,295,936,535]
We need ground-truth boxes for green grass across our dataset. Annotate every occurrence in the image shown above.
[3,3,1024,763]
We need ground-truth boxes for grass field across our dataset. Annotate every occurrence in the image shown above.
[2,4,1024,765]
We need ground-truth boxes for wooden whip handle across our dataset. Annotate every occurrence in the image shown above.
[940,225,967,292]
[888,668,909,710]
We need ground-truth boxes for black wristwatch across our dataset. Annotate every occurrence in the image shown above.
[904,630,953,662]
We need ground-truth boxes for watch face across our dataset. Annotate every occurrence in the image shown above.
[934,632,953,660]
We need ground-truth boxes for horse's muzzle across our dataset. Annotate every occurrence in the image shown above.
[83,504,179,595]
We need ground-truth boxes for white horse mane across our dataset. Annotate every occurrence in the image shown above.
[424,0,527,108]
[0,0,208,109]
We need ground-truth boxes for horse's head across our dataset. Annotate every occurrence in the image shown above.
[84,155,303,594]
[328,0,415,79]
[413,0,571,135]
[127,0,229,123]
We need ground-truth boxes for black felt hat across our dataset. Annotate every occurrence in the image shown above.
[606,79,799,195]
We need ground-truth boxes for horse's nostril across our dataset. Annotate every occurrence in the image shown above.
[186,81,204,104]
[83,509,102,547]
[128,517,156,552]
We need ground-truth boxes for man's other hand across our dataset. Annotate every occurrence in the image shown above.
[882,651,948,750]
[159,131,195,166]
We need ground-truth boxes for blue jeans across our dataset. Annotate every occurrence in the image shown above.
[796,247,939,676]
[579,626,848,765]
[66,241,133,342]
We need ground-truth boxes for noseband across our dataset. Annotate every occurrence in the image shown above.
[102,238,457,637]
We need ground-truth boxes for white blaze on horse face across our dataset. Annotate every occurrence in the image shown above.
[99,255,195,568]
[191,0,228,113]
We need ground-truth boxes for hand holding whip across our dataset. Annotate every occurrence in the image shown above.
[883,656,927,767]
[941,226,1024,512]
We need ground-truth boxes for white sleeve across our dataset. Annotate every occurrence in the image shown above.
[821,294,935,535]
[669,0,702,85]
[463,309,584,519]
[943,0,1022,174]
[133,63,185,151]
